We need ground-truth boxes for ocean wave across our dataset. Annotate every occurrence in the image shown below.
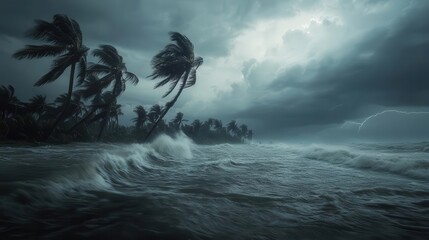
[149,132,195,160]
[303,145,429,180]
[356,142,429,153]
[44,134,195,196]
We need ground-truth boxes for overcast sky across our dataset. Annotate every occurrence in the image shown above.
[1,0,429,141]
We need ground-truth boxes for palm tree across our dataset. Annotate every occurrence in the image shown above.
[247,129,253,141]
[192,120,202,135]
[26,94,51,120]
[213,119,223,131]
[239,124,249,141]
[171,112,185,130]
[227,120,239,136]
[148,104,162,125]
[55,92,86,123]
[0,85,21,119]
[67,74,104,133]
[144,32,203,141]
[13,14,89,139]
[86,45,138,140]
[109,103,123,129]
[68,45,139,140]
[133,105,147,129]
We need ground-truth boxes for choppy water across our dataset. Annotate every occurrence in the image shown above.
[0,134,428,239]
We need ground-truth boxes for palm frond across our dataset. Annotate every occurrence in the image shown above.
[53,14,78,46]
[169,32,194,59]
[77,56,87,85]
[25,19,69,45]
[86,63,113,75]
[92,45,120,67]
[69,17,83,46]
[89,111,107,123]
[54,93,68,104]
[34,53,74,86]
[124,72,139,85]
[193,56,203,69]
[185,69,197,88]
[79,77,107,100]
[29,94,47,105]
[96,73,116,90]
[13,45,66,60]
[150,58,188,89]
[162,79,180,98]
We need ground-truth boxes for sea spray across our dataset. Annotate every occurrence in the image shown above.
[1,141,428,239]
[303,145,429,180]
[149,132,195,160]
[43,133,196,197]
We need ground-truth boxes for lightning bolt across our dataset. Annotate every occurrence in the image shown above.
[340,121,361,129]
[355,110,429,133]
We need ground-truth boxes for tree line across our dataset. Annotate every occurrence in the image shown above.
[0,14,253,144]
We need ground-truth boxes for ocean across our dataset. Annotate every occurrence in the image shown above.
[0,133,428,239]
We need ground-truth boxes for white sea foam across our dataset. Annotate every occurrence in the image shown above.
[149,132,195,160]
[45,133,196,196]
[303,145,429,180]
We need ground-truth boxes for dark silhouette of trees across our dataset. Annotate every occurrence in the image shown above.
[0,84,254,143]
[0,85,20,120]
[13,14,89,139]
[4,15,255,144]
[148,104,162,125]
[67,45,139,140]
[26,95,52,121]
[170,112,185,130]
[133,105,147,129]
[227,120,239,136]
[87,45,139,140]
[144,32,203,141]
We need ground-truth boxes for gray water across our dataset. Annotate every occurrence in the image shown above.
[0,133,428,239]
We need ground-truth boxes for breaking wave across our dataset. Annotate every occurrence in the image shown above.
[303,144,429,180]
[48,133,195,195]
[1,139,428,239]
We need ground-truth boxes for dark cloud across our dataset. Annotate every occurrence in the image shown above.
[233,1,429,138]
[1,0,429,141]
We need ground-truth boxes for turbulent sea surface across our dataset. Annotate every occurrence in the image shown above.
[0,134,428,239]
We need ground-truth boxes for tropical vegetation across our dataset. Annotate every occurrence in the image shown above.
[1,14,253,145]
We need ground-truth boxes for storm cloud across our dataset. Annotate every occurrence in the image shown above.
[1,0,429,141]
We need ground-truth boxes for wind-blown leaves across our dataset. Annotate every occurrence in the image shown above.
[133,105,147,129]
[70,44,139,140]
[13,14,89,138]
[13,45,66,60]
[143,32,203,141]
[148,32,203,97]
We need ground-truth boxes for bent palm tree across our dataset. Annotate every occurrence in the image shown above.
[13,14,88,139]
[133,105,147,129]
[89,45,138,140]
[67,74,103,133]
[148,104,162,125]
[239,124,248,141]
[171,112,185,130]
[227,120,239,136]
[144,32,203,141]
[68,45,138,140]
[26,95,52,120]
[0,85,21,119]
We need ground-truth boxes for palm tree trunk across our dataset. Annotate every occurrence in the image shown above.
[97,111,109,141]
[97,84,119,141]
[45,63,76,140]
[67,107,97,133]
[143,71,190,142]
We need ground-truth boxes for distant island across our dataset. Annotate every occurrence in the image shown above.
[0,14,252,145]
